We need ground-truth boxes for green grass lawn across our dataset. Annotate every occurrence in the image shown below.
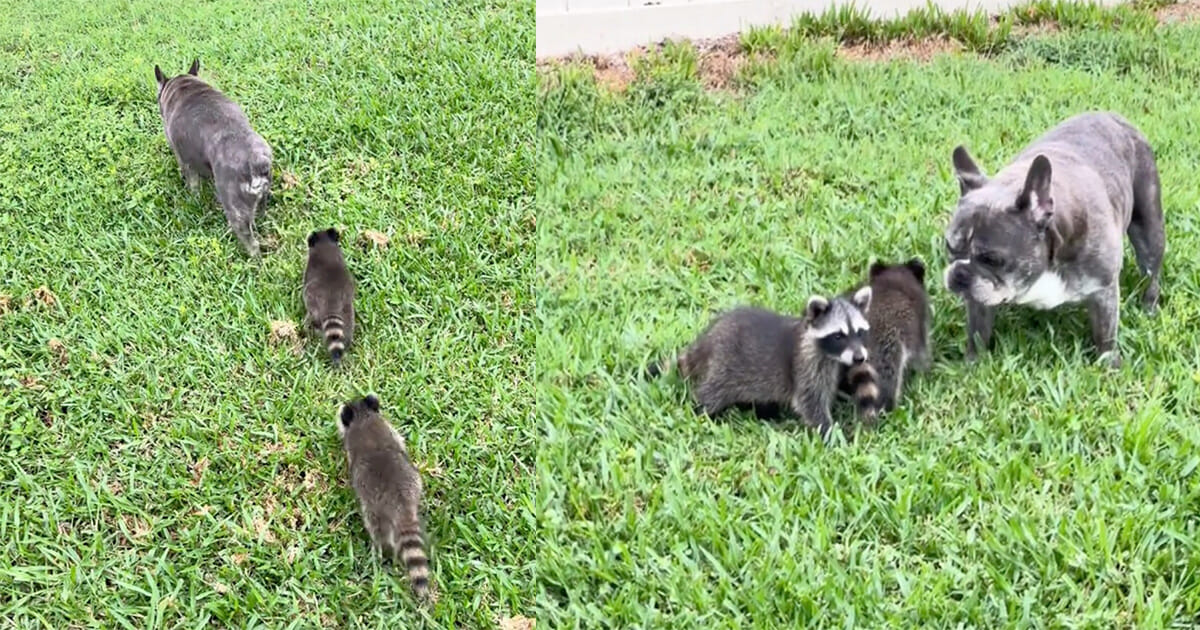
[0,0,533,626]
[536,12,1200,627]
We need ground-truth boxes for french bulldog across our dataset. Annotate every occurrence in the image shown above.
[943,111,1164,368]
[154,58,273,257]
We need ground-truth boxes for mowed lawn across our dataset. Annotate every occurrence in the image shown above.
[536,14,1200,627]
[0,0,533,627]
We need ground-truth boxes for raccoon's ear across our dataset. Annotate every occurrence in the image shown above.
[905,258,926,282]
[307,231,320,247]
[952,145,987,196]
[154,65,166,86]
[188,58,200,76]
[1018,154,1054,231]
[326,228,340,242]
[851,286,872,313]
[364,394,380,411]
[805,296,829,322]
[339,404,354,427]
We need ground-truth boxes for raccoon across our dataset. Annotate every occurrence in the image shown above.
[337,394,432,604]
[648,287,873,438]
[303,228,355,366]
[154,58,273,257]
[840,258,932,420]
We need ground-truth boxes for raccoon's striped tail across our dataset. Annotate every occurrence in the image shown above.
[321,315,347,365]
[846,362,881,419]
[390,524,431,604]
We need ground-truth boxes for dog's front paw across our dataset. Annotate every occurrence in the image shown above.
[1099,350,1122,369]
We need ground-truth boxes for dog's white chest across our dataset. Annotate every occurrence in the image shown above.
[1014,271,1086,309]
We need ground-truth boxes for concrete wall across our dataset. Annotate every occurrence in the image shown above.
[536,0,1115,58]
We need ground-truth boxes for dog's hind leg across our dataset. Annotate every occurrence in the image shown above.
[1129,144,1165,313]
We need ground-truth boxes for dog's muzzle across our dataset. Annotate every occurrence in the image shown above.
[944,260,972,294]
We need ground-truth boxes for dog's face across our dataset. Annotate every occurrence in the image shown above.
[943,146,1057,306]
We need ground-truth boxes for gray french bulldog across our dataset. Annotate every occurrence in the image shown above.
[154,59,273,257]
[943,111,1165,368]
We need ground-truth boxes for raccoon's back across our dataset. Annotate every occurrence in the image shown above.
[350,448,421,512]
[304,256,355,315]
[690,307,798,387]
[865,290,929,369]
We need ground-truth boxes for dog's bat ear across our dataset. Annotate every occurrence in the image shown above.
[868,261,887,278]
[154,65,166,86]
[952,145,987,195]
[1019,154,1054,230]
[188,58,200,76]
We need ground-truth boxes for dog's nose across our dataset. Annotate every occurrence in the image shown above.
[948,265,971,293]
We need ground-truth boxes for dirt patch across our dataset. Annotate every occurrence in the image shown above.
[547,31,970,93]
[695,34,747,90]
[839,36,963,62]
[268,320,302,356]
[190,457,210,487]
[29,286,57,308]
[359,229,390,250]
[1157,0,1200,23]
[47,338,68,365]
[589,53,636,93]
[499,616,536,630]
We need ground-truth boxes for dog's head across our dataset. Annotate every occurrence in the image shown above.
[942,145,1058,306]
[153,58,200,101]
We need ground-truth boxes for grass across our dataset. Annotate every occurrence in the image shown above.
[536,7,1200,628]
[0,0,533,627]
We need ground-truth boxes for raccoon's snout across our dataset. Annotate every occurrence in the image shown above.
[838,346,868,366]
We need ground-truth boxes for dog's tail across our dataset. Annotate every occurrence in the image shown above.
[387,521,432,604]
[846,361,881,420]
[321,315,347,365]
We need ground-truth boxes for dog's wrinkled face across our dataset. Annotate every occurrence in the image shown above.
[943,147,1056,306]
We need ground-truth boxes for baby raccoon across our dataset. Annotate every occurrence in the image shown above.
[841,258,932,420]
[304,228,355,366]
[648,287,873,438]
[337,395,432,604]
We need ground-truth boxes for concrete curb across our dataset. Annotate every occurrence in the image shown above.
[535,0,1121,59]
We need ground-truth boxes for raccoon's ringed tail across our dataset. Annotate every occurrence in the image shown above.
[397,528,431,601]
[846,362,881,417]
[322,315,346,362]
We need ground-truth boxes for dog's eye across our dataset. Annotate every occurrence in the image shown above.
[976,252,1004,268]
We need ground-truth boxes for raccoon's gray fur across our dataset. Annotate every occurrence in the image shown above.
[648,287,873,438]
[840,258,932,421]
[337,394,432,604]
[304,228,355,366]
[154,58,272,257]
